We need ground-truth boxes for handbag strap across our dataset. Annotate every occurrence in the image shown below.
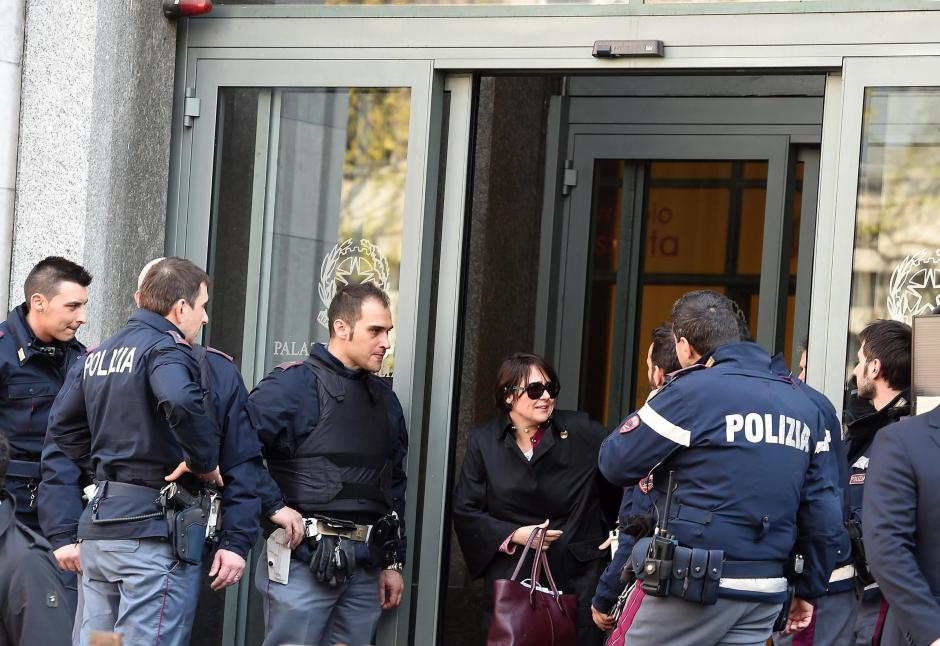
[539,551,567,613]
[509,526,544,582]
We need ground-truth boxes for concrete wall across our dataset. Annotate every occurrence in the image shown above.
[0,0,26,313]
[11,0,177,344]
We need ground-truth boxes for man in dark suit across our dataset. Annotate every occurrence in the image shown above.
[864,400,940,646]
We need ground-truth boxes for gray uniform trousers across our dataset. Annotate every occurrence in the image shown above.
[256,551,382,646]
[773,591,858,646]
[850,596,882,645]
[79,538,202,646]
[625,594,782,646]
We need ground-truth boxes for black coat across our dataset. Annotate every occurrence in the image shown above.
[864,405,940,646]
[0,492,73,646]
[453,410,617,645]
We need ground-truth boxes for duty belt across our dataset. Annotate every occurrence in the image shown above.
[829,563,856,584]
[303,516,372,543]
[7,459,40,479]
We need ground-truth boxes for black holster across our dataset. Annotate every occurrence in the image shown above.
[845,518,876,594]
[162,484,211,565]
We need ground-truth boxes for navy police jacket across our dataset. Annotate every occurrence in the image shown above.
[864,406,940,646]
[0,305,84,535]
[592,485,652,613]
[845,391,909,600]
[47,308,220,540]
[196,346,263,558]
[40,344,264,558]
[246,343,408,564]
[599,342,843,602]
[771,353,854,596]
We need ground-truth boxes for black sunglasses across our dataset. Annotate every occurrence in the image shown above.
[512,381,560,400]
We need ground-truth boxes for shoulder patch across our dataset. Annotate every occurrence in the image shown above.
[206,346,234,362]
[166,330,190,347]
[619,415,641,434]
[275,360,304,371]
[639,473,654,494]
[849,473,866,485]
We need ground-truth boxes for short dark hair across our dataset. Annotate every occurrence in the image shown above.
[493,352,559,412]
[650,323,681,374]
[327,283,391,338]
[23,256,92,311]
[137,257,209,316]
[858,319,912,391]
[0,433,9,489]
[671,290,741,357]
[798,335,809,354]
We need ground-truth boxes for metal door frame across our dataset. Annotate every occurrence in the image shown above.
[549,133,798,414]
[165,56,445,646]
[814,56,940,407]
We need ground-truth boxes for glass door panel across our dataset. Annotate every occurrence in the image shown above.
[175,58,433,646]
[560,134,813,426]
[209,87,411,381]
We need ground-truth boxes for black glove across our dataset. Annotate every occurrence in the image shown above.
[311,535,338,583]
[310,536,358,586]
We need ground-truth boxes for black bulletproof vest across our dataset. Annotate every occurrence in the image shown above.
[268,354,393,521]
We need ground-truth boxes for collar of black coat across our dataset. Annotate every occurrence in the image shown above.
[0,490,16,536]
[847,390,911,435]
[498,413,561,463]
[309,342,370,381]
[5,303,83,365]
[129,307,188,340]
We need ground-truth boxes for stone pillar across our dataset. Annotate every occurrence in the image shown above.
[11,0,177,344]
[0,0,26,314]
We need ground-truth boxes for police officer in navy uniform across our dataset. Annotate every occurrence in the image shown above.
[247,282,407,646]
[592,322,680,632]
[843,320,911,645]
[47,257,223,646]
[0,256,90,611]
[864,307,940,646]
[598,291,843,645]
[771,340,855,646]
[0,433,73,646]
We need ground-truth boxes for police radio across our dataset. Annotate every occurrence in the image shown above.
[641,470,679,597]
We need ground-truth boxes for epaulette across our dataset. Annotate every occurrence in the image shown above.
[166,330,190,347]
[206,346,234,362]
[275,360,304,371]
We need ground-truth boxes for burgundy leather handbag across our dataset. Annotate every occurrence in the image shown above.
[486,527,579,646]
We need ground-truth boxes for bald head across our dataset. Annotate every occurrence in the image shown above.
[134,257,166,307]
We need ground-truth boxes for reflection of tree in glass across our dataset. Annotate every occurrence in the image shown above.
[344,89,410,177]
[849,89,940,359]
[336,88,412,377]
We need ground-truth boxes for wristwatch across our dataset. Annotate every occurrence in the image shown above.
[385,562,404,573]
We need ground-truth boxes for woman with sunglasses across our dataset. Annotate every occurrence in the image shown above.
[453,352,618,646]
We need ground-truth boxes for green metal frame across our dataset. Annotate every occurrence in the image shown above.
[553,133,792,413]
[815,56,940,407]
[207,0,940,19]
[164,56,443,646]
